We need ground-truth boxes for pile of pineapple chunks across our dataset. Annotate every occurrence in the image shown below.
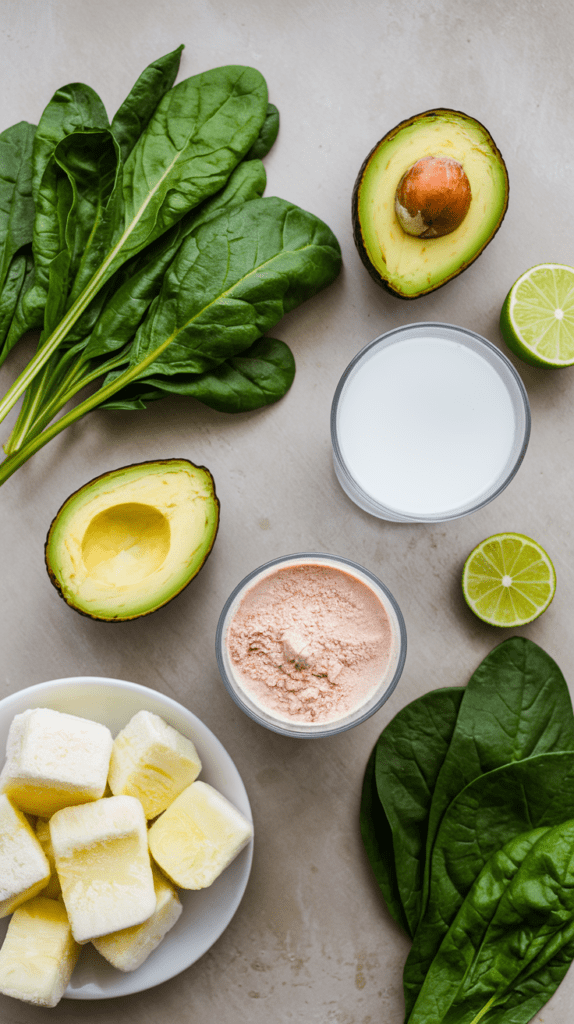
[0,706,253,1006]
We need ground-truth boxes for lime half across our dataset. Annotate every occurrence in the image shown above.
[462,532,556,626]
[500,263,574,367]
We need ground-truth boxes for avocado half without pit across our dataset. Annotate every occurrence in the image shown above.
[45,459,220,622]
[352,109,509,298]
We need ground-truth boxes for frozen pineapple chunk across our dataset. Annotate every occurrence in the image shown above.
[148,780,253,889]
[0,707,113,816]
[0,897,79,1007]
[108,710,202,819]
[50,795,156,944]
[92,863,182,971]
[35,818,61,899]
[0,794,50,917]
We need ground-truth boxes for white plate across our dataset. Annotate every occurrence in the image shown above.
[0,676,254,999]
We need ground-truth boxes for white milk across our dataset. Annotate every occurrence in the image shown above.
[336,332,522,518]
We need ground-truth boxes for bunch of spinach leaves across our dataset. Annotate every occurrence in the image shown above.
[0,46,340,485]
[360,636,574,1023]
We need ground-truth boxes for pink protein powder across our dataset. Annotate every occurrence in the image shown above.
[226,562,395,725]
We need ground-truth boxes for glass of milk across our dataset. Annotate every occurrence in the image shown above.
[331,323,530,523]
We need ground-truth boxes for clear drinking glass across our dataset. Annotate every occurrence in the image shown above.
[331,322,531,523]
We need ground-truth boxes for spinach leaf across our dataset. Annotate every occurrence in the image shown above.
[31,82,109,202]
[0,121,36,359]
[55,129,123,305]
[2,255,43,353]
[127,196,342,379]
[34,128,123,337]
[115,65,268,272]
[409,820,574,1024]
[101,336,295,412]
[0,252,28,354]
[246,102,279,159]
[29,154,73,317]
[403,750,574,1017]
[111,45,184,163]
[369,687,464,938]
[23,125,119,341]
[0,121,36,291]
[360,745,410,936]
[422,638,574,918]
[162,334,295,411]
[6,84,110,345]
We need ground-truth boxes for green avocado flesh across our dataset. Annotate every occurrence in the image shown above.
[45,459,219,622]
[352,109,509,298]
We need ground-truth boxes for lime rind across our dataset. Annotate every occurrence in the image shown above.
[462,531,556,627]
[500,263,574,367]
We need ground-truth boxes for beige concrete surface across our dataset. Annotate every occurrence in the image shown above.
[0,0,573,1020]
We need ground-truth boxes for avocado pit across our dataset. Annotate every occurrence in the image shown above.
[394,156,472,238]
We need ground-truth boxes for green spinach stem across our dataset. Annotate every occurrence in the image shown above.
[0,335,173,484]
[468,996,496,1024]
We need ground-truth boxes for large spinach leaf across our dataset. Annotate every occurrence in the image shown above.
[162,334,295,413]
[101,336,295,412]
[422,638,574,918]
[408,820,574,1024]
[113,64,268,273]
[363,687,464,938]
[126,196,341,379]
[403,750,574,1017]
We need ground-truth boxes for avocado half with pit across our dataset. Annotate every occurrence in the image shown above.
[352,109,509,299]
[45,459,220,622]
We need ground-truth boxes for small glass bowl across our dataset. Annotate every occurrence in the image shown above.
[215,552,407,738]
[331,322,531,523]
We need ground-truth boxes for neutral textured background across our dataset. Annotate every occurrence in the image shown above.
[1,1,573,1020]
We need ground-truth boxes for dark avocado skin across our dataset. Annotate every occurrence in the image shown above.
[45,458,220,623]
[352,108,509,299]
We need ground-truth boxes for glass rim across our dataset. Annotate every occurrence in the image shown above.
[215,552,407,739]
[330,321,531,523]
